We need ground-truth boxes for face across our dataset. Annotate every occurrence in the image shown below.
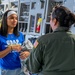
[7,14,18,28]
[50,15,55,30]
[50,14,58,31]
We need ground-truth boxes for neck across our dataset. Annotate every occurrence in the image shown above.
[52,25,59,31]
[53,23,59,31]
[8,27,14,34]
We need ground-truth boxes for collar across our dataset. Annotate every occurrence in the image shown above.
[53,27,69,32]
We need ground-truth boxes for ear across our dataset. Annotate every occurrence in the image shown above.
[53,18,57,26]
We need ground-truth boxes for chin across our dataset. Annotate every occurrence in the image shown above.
[13,25,17,27]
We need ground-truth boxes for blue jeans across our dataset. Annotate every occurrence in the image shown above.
[0,68,25,75]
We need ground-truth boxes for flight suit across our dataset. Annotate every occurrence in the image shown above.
[26,27,75,75]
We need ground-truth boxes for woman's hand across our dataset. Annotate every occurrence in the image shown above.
[11,45,22,52]
[20,51,30,60]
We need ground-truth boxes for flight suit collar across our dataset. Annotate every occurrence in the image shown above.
[53,27,69,32]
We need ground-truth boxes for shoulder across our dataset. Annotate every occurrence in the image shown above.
[0,34,6,39]
[37,33,53,44]
[37,32,62,45]
[0,35,7,44]
[18,32,25,41]
[19,32,24,36]
[38,33,54,40]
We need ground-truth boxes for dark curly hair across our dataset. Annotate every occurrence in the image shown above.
[52,5,75,27]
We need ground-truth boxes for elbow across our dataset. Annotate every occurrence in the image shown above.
[0,54,5,58]
[0,56,4,58]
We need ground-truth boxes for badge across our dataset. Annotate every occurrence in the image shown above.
[33,40,39,48]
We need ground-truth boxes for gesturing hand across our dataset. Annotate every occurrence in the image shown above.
[11,45,22,52]
[20,51,30,60]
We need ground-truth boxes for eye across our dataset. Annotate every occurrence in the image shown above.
[9,17,14,19]
[9,16,18,20]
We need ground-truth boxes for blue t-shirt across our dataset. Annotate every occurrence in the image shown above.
[0,32,24,70]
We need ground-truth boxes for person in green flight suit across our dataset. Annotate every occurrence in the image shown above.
[24,5,75,75]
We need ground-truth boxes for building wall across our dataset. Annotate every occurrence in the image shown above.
[63,0,75,13]
[63,0,75,34]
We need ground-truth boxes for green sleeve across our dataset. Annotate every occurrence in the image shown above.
[26,39,44,73]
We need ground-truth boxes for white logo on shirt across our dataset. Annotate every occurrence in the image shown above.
[5,39,21,47]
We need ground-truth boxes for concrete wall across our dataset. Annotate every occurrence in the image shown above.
[63,0,75,34]
[63,0,75,13]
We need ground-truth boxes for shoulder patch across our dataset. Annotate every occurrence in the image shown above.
[33,40,39,48]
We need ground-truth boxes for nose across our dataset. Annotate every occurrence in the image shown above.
[13,18,17,22]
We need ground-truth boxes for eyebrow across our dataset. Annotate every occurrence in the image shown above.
[9,15,18,18]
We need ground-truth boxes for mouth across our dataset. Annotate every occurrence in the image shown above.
[11,24,17,27]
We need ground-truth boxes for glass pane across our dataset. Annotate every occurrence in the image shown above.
[31,2,36,9]
[10,1,18,8]
[45,24,50,34]
[29,15,35,32]
[19,2,30,22]
[41,1,44,9]
[0,5,4,19]
[19,23,27,32]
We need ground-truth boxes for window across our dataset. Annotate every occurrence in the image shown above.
[19,2,30,22]
[29,15,35,32]
[10,1,18,8]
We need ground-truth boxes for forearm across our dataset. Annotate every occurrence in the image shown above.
[0,46,12,58]
[26,53,41,73]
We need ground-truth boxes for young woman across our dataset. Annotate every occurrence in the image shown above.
[0,10,30,75]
